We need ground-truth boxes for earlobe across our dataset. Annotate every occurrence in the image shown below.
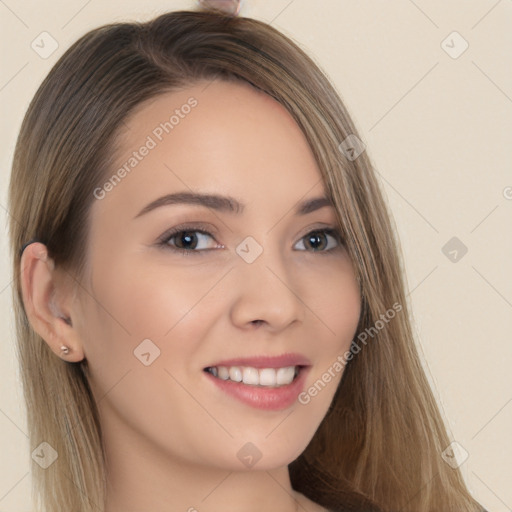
[20,242,85,362]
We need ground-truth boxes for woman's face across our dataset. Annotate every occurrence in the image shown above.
[74,79,361,471]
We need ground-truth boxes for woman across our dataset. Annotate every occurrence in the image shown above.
[8,5,486,512]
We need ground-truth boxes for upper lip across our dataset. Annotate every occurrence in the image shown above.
[205,353,311,369]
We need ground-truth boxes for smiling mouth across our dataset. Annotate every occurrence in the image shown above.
[203,365,302,387]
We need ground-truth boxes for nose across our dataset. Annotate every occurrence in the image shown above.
[228,243,305,332]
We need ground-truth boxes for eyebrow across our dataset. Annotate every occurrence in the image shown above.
[134,191,334,219]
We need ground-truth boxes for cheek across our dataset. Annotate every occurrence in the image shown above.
[85,252,222,344]
[77,257,221,392]
[75,261,224,463]
[312,261,361,352]
[299,260,361,404]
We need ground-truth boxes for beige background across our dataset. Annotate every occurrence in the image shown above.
[1,1,511,511]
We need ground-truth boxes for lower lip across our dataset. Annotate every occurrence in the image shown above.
[204,367,310,411]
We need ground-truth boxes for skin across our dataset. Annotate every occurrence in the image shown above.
[21,79,361,512]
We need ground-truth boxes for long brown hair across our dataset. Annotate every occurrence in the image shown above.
[8,8,484,512]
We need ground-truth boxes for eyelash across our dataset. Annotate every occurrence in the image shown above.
[156,224,344,256]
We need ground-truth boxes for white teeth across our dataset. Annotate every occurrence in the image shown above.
[242,367,259,385]
[259,368,277,386]
[208,365,299,387]
[229,366,243,382]
[217,366,230,380]
[276,366,296,385]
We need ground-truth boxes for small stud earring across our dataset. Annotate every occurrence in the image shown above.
[60,345,70,355]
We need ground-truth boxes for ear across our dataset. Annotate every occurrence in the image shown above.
[20,242,85,362]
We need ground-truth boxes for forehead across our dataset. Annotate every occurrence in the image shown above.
[91,79,326,221]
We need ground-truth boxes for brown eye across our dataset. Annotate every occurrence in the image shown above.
[159,227,220,255]
[294,229,341,252]
[173,231,201,250]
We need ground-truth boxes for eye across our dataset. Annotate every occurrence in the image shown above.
[158,226,221,255]
[294,229,341,252]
